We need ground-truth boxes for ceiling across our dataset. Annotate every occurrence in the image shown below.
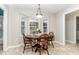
[8,4,73,14]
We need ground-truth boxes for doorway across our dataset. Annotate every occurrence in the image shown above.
[76,16,79,44]
[0,8,3,53]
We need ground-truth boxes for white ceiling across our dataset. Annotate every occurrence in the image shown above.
[8,4,73,14]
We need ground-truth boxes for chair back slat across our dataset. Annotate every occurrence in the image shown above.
[22,33,32,44]
[49,32,55,41]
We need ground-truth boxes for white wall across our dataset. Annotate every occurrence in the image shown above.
[7,6,21,47]
[49,14,56,33]
[66,14,76,44]
[55,12,65,45]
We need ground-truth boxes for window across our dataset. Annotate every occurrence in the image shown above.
[20,15,49,34]
[30,22,39,34]
[21,21,25,33]
[43,22,47,32]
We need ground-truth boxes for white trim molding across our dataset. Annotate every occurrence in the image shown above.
[55,41,65,46]
[66,40,76,44]
[4,43,23,52]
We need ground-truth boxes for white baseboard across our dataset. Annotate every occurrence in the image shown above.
[66,40,76,44]
[55,41,65,46]
[4,43,23,51]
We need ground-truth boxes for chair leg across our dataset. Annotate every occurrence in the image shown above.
[47,41,50,45]
[23,45,26,53]
[46,49,49,55]
[51,41,54,48]
[31,41,33,51]
[31,45,33,51]
[37,46,41,55]
[39,49,41,55]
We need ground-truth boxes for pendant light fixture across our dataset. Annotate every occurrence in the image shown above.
[36,4,43,18]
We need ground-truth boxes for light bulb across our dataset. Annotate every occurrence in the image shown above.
[36,14,43,18]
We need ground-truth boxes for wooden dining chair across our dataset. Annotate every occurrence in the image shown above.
[36,33,49,55]
[48,32,55,48]
[22,33,33,53]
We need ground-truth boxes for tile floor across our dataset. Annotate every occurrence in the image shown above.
[1,43,79,55]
